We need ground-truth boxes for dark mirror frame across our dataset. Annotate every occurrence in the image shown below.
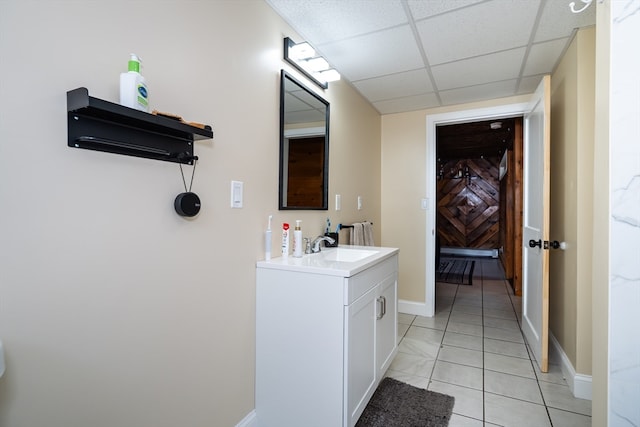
[279,70,330,210]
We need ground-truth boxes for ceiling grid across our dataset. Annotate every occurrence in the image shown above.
[266,0,595,114]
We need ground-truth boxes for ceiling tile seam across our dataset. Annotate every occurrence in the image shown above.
[530,34,578,46]
[409,0,495,24]
[520,71,551,81]
[515,0,548,94]
[314,22,411,49]
[438,78,519,94]
[350,66,429,84]
[429,44,530,68]
[401,0,442,106]
[371,78,524,108]
[367,89,438,104]
[365,75,535,103]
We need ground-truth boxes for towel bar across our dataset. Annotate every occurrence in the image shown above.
[340,221,373,229]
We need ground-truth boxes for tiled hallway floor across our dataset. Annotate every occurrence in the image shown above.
[387,258,592,426]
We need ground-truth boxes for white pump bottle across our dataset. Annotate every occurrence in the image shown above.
[293,220,303,258]
[120,53,149,112]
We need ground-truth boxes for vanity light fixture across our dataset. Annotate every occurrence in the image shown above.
[284,37,341,89]
[288,41,315,61]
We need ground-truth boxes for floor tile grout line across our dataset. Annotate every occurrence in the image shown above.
[500,263,557,426]
[479,259,487,424]
[429,279,457,383]
[433,258,591,425]
[398,259,590,425]
[484,389,548,407]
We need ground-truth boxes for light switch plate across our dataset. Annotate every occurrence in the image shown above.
[357,196,362,210]
[421,198,428,210]
[335,194,341,211]
[231,181,243,208]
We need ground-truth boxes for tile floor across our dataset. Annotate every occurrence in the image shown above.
[387,257,592,426]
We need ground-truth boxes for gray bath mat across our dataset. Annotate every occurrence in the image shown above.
[356,377,455,427]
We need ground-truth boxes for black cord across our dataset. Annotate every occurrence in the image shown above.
[179,159,197,193]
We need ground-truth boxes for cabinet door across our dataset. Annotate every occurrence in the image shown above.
[344,285,377,427]
[376,273,398,379]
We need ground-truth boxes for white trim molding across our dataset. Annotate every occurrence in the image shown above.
[549,332,592,400]
[235,410,257,427]
[398,299,431,317]
[425,102,529,318]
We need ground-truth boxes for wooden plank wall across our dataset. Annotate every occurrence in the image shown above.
[286,137,325,207]
[499,118,523,295]
[437,157,501,249]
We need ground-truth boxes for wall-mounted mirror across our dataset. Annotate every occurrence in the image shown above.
[279,70,330,210]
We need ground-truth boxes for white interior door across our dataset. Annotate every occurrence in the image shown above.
[522,75,551,373]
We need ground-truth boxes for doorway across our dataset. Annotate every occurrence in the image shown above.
[425,103,529,318]
[435,117,524,297]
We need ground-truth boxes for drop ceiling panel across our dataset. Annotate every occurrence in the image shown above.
[440,80,518,105]
[353,69,434,102]
[432,48,526,91]
[266,0,407,45]
[524,38,569,76]
[266,0,596,115]
[407,0,485,20]
[320,26,425,81]
[373,93,441,115]
[518,75,545,94]
[534,0,595,42]
[416,0,540,65]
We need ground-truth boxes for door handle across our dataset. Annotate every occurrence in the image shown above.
[548,240,561,249]
[529,239,562,250]
[376,296,387,320]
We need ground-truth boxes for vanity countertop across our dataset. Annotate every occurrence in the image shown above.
[256,245,399,277]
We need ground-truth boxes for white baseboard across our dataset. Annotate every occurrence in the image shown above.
[549,332,592,400]
[235,410,257,427]
[398,299,432,317]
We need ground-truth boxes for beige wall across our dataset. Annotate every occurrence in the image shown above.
[382,29,597,382]
[0,1,380,426]
[381,96,529,303]
[592,1,611,423]
[549,27,595,376]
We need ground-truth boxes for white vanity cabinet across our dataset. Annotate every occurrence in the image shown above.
[255,247,398,427]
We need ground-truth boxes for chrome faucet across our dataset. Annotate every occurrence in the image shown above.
[311,235,336,253]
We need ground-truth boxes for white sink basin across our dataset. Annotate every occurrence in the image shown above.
[257,245,398,277]
[321,248,379,262]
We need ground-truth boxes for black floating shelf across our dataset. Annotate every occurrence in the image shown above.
[67,87,213,165]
